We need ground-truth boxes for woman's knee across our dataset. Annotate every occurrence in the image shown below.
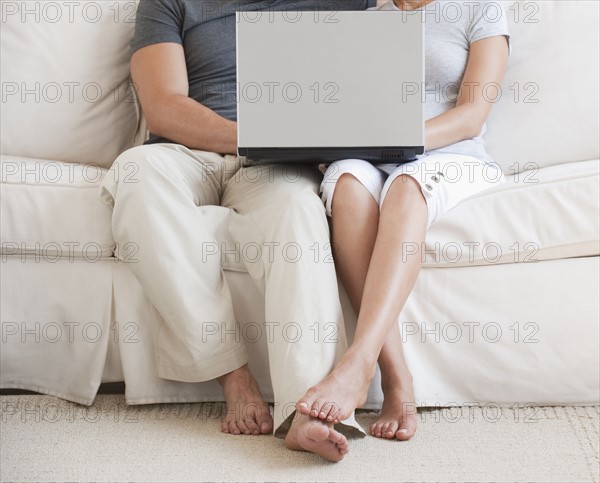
[382,174,426,209]
[323,163,383,217]
[332,173,373,208]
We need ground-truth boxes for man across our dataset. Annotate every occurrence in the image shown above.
[99,0,375,462]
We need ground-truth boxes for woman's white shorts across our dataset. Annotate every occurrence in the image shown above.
[320,153,506,229]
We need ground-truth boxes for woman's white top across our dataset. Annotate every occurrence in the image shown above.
[375,1,511,164]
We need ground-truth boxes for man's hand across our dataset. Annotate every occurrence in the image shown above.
[131,43,238,155]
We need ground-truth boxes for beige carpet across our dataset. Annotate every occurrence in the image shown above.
[1,395,598,483]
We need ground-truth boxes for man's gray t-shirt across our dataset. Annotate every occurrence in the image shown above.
[378,1,510,164]
[132,0,376,145]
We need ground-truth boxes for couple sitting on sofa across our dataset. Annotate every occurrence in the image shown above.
[99,0,509,462]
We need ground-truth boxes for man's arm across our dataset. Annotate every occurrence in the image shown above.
[424,36,509,151]
[131,43,238,155]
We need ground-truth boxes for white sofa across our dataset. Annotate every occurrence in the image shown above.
[1,1,599,409]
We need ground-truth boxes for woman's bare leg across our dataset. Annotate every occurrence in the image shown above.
[330,174,380,316]
[326,174,419,440]
[371,323,417,440]
[297,175,427,423]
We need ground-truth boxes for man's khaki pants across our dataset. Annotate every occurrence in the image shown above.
[99,143,363,437]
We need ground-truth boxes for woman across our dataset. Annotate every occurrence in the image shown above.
[295,0,510,441]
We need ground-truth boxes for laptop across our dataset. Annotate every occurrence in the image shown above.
[236,9,424,165]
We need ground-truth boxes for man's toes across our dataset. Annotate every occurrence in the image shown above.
[258,413,273,434]
[245,418,260,435]
[294,421,348,462]
[228,419,241,435]
[260,420,272,434]
[327,428,348,447]
[338,439,350,455]
[257,410,273,434]
[237,418,251,435]
[327,428,350,456]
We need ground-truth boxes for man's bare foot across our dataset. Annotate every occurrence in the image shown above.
[370,374,417,441]
[295,351,376,423]
[217,365,273,435]
[285,413,350,462]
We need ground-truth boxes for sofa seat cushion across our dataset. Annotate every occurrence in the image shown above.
[2,155,598,268]
[1,155,114,259]
[424,159,600,267]
[217,159,600,271]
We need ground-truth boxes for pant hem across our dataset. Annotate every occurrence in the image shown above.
[156,347,249,383]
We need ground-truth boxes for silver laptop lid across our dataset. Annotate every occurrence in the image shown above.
[237,10,424,163]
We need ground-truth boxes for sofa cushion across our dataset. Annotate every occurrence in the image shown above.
[0,154,238,264]
[2,155,597,268]
[424,159,600,267]
[215,159,599,272]
[485,0,600,172]
[1,155,114,259]
[0,1,142,169]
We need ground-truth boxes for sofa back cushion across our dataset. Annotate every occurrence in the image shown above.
[1,1,142,169]
[485,0,600,172]
[2,1,598,172]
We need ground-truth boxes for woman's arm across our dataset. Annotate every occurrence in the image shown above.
[424,36,509,151]
[131,43,238,155]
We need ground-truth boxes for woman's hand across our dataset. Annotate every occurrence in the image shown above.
[425,36,509,151]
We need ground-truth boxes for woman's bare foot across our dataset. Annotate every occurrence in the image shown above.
[285,413,350,462]
[217,365,273,435]
[295,351,376,423]
[370,374,417,441]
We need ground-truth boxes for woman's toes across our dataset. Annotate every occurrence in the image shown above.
[318,402,335,421]
[296,401,311,416]
[309,401,320,418]
[296,389,318,416]
[326,404,340,423]
[386,422,399,439]
[318,403,330,420]
[397,420,417,441]
[221,420,230,433]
